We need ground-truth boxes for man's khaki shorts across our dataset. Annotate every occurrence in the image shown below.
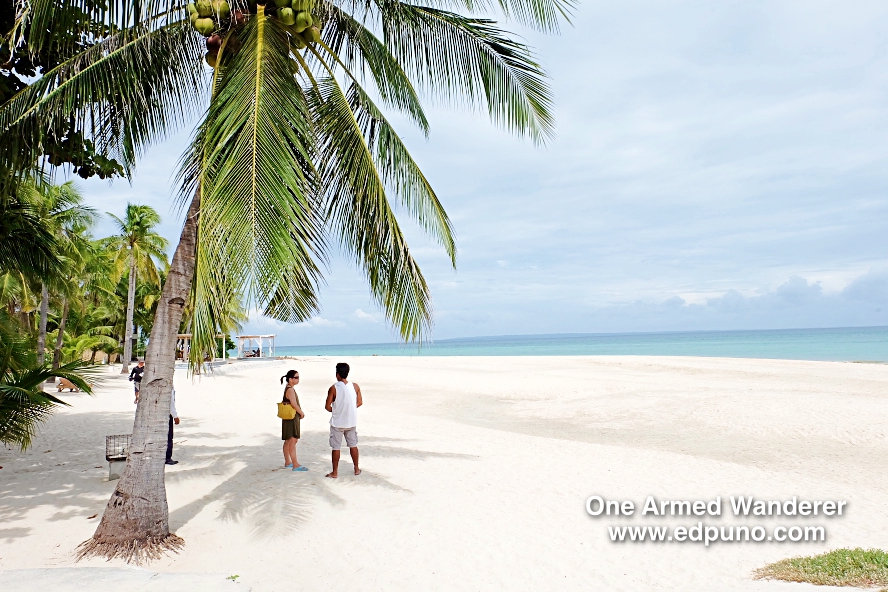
[329,425,358,449]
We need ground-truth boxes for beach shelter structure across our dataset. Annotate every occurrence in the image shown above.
[236,334,276,359]
[176,333,228,361]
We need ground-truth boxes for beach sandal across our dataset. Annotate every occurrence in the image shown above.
[292,465,308,472]
[285,463,293,468]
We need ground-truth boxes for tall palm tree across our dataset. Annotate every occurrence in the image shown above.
[2,0,569,562]
[51,223,117,372]
[19,180,95,365]
[103,204,169,373]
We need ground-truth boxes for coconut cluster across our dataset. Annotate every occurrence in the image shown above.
[187,0,322,68]
[275,0,321,49]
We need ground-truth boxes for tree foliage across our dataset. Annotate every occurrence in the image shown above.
[2,0,568,367]
[0,315,95,450]
[0,0,124,179]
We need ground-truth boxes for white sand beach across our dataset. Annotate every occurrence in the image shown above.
[2,355,887,591]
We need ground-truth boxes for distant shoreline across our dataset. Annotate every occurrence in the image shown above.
[271,326,888,362]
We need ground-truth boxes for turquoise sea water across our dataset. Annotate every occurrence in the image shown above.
[275,326,888,362]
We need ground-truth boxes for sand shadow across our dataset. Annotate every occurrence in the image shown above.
[167,438,330,540]
[0,527,31,540]
[0,405,480,544]
[0,410,137,524]
[166,432,477,539]
[358,444,478,462]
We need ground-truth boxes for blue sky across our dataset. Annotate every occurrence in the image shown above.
[77,0,888,345]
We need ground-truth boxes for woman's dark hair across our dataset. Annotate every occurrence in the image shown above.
[335,362,349,378]
[280,369,299,384]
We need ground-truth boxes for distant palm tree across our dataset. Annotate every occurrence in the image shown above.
[0,270,37,328]
[103,204,169,373]
[20,180,95,366]
[50,223,116,373]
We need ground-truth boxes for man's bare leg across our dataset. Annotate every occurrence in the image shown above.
[350,447,360,475]
[326,450,340,478]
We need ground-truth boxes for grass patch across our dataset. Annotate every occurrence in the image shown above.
[754,548,888,588]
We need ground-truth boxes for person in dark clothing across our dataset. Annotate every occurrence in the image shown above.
[280,370,306,471]
[166,388,179,465]
[129,360,145,404]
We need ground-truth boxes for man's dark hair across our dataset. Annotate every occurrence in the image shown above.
[336,362,350,379]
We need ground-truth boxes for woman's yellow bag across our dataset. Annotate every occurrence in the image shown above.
[277,402,296,420]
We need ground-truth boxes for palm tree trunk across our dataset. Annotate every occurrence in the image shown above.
[47,297,68,383]
[120,256,138,374]
[78,190,199,563]
[37,283,48,365]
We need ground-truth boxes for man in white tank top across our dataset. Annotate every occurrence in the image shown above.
[325,362,363,478]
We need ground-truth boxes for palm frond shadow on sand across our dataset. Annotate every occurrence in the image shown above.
[167,438,323,540]
[0,410,137,529]
[166,433,478,540]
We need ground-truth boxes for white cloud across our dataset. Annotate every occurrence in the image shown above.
[301,317,346,328]
[352,309,379,323]
[74,0,888,345]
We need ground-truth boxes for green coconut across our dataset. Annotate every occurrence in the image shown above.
[194,17,216,36]
[278,6,295,24]
[195,0,213,16]
[190,12,199,25]
[187,3,198,16]
[205,51,217,68]
[294,11,312,32]
[274,0,291,6]
[292,35,306,49]
[212,0,230,18]
[292,0,314,12]
[303,26,320,43]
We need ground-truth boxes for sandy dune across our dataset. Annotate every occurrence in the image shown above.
[2,356,887,591]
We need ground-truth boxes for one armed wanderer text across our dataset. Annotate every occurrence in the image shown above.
[586,496,847,545]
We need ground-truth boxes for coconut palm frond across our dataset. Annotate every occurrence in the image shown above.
[0,20,205,179]
[133,233,170,287]
[22,0,186,56]
[366,0,574,32]
[320,5,429,134]
[483,0,575,33]
[0,358,97,450]
[103,205,169,286]
[187,8,325,368]
[346,83,456,265]
[0,194,60,279]
[64,333,119,363]
[375,3,554,144]
[311,76,432,341]
[0,317,96,450]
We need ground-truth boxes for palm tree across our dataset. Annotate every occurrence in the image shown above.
[0,270,38,329]
[19,180,95,366]
[103,204,169,373]
[50,224,117,371]
[2,0,568,562]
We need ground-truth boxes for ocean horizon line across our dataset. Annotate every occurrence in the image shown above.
[271,326,888,362]
[277,324,888,349]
